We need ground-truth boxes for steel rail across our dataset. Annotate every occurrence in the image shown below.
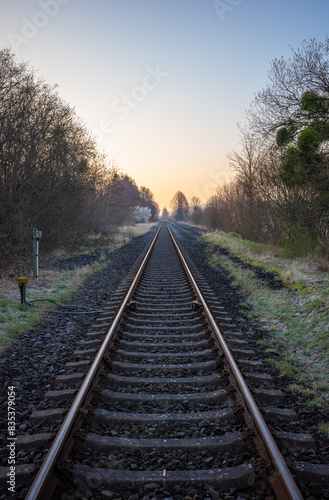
[168,224,303,500]
[25,224,162,500]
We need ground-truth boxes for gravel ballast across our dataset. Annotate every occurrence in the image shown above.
[1,223,329,500]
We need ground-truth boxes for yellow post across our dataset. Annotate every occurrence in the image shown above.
[17,277,28,305]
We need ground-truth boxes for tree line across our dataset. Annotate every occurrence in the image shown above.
[167,191,203,226]
[0,49,158,257]
[168,38,329,255]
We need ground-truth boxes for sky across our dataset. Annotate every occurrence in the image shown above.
[1,0,328,209]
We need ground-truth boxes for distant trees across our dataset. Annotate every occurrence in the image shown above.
[132,206,152,223]
[226,134,267,241]
[170,191,189,221]
[104,173,140,226]
[189,196,203,225]
[161,207,169,221]
[203,189,224,230]
[0,49,158,256]
[139,186,159,221]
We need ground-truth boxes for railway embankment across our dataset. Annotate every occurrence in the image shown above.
[1,222,328,499]
[202,230,329,417]
[0,224,157,350]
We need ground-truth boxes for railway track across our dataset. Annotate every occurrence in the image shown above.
[2,223,329,499]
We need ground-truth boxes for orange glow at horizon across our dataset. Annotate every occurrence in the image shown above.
[3,1,326,216]
[104,115,234,210]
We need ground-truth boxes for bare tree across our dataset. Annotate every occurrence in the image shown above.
[203,192,222,230]
[161,207,169,221]
[0,49,159,255]
[189,196,203,225]
[248,38,329,140]
[227,132,266,240]
[170,191,189,221]
[244,37,329,249]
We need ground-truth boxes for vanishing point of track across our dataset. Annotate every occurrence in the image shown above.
[20,224,314,499]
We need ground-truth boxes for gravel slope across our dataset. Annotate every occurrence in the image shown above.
[0,227,158,475]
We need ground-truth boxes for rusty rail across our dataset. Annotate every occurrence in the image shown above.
[26,222,303,500]
[168,224,303,500]
[25,224,162,500]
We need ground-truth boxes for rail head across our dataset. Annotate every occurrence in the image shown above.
[26,222,303,500]
[25,223,162,500]
[167,223,303,500]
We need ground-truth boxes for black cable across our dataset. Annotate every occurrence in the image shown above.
[48,310,107,315]
[24,298,111,314]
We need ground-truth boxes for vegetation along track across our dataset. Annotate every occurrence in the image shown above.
[2,224,329,499]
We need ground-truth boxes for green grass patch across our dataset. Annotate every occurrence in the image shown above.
[0,223,156,351]
[206,238,329,409]
[204,232,329,290]
[0,261,106,349]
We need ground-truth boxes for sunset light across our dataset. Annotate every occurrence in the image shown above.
[1,0,328,209]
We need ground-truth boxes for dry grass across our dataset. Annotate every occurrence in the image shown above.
[121,222,158,238]
[0,223,157,350]
[205,232,329,409]
[205,232,328,290]
[0,263,103,350]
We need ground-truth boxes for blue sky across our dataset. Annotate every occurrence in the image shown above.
[1,0,328,208]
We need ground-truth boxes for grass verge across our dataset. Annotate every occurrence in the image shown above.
[0,262,105,348]
[0,223,156,351]
[204,232,329,422]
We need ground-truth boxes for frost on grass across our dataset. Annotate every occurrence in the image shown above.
[206,232,329,408]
